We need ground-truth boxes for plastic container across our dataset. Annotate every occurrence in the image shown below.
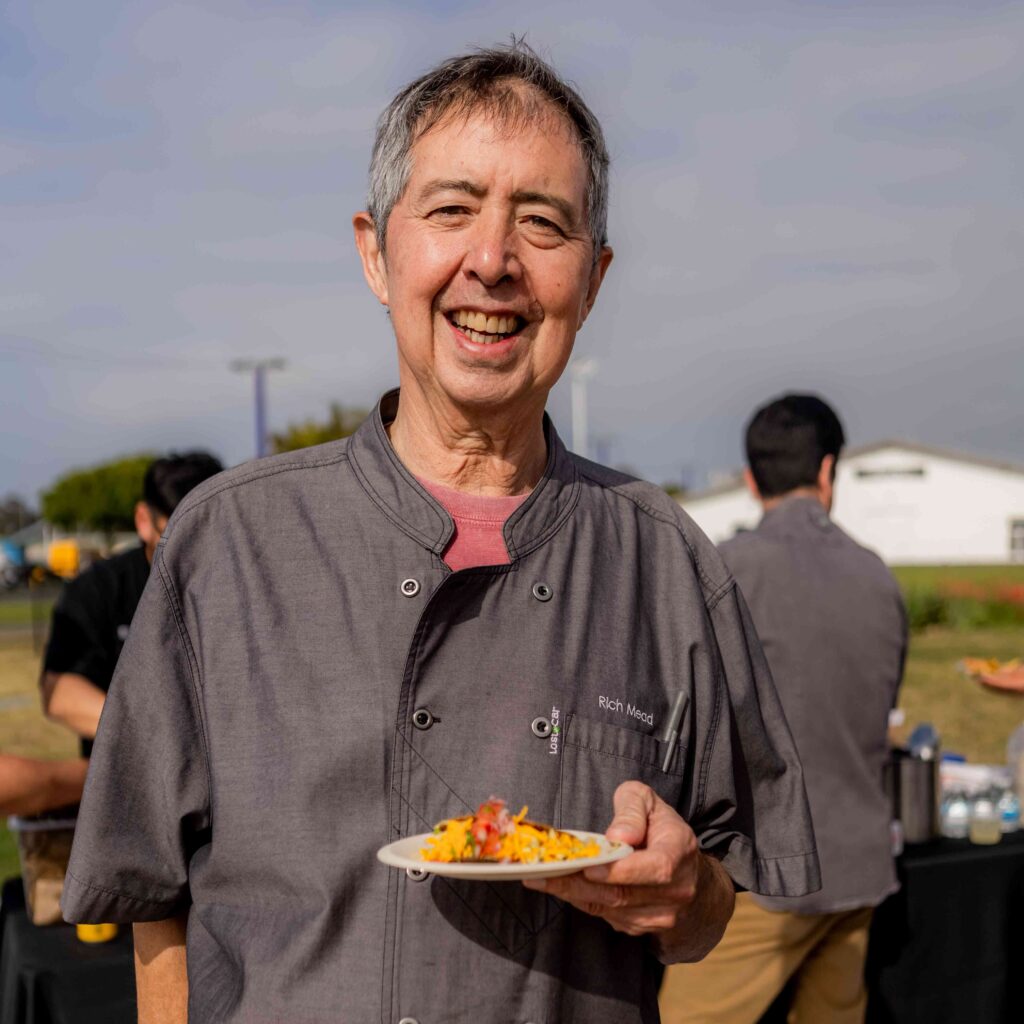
[6,813,77,925]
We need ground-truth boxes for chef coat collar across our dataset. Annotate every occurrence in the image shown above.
[759,493,832,534]
[348,388,581,561]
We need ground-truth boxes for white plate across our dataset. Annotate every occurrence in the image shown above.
[377,829,632,881]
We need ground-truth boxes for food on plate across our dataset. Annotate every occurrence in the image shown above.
[959,657,1021,678]
[420,798,602,865]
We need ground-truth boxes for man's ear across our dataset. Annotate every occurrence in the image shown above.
[578,246,614,328]
[817,454,836,508]
[353,212,389,306]
[743,467,762,503]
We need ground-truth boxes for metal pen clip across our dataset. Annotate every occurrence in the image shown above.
[661,690,688,773]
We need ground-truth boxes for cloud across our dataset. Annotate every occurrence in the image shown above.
[2,0,1022,500]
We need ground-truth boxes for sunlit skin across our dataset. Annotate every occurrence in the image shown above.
[354,104,612,495]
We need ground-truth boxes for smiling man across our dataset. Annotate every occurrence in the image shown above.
[63,44,819,1023]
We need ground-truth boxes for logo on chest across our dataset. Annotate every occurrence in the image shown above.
[598,695,654,727]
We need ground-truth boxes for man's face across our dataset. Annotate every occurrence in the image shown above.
[135,502,168,563]
[355,103,612,416]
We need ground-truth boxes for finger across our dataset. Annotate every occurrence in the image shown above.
[601,906,681,936]
[523,871,683,911]
[605,780,657,845]
[589,803,697,885]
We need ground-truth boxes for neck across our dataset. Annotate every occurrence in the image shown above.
[761,487,826,513]
[387,382,548,497]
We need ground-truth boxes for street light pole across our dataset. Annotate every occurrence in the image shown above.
[570,359,597,460]
[230,358,286,459]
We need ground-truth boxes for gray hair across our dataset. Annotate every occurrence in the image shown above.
[367,41,610,261]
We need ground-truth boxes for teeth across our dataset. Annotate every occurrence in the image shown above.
[464,326,502,344]
[451,309,521,337]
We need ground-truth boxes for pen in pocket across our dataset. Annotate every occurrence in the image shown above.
[661,690,689,772]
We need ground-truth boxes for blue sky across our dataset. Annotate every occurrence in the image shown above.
[2,0,1022,500]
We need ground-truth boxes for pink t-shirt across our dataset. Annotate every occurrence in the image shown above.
[418,477,529,571]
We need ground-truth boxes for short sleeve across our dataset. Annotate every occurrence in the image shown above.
[61,555,211,923]
[43,574,112,686]
[690,582,821,898]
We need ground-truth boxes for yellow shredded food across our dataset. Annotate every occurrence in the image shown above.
[420,800,601,864]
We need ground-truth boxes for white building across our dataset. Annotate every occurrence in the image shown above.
[680,441,1024,566]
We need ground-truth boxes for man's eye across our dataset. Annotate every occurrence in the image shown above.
[432,206,469,217]
[523,215,564,235]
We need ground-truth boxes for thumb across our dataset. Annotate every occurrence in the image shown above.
[605,781,656,845]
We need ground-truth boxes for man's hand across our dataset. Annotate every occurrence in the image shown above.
[522,781,735,963]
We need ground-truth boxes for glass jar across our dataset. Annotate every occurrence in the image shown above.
[969,791,1002,845]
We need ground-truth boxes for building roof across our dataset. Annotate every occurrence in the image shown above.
[684,439,1024,504]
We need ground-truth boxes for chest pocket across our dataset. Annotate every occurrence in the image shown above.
[557,715,687,833]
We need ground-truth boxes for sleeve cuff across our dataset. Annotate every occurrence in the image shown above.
[707,835,821,898]
[61,870,188,924]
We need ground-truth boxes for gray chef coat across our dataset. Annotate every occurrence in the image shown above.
[63,391,819,1024]
[719,495,906,916]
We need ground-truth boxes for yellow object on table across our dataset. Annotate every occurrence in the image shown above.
[76,922,119,943]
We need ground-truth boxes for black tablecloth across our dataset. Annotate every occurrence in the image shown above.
[755,831,1024,1024]
[0,879,135,1024]
[865,830,1024,1024]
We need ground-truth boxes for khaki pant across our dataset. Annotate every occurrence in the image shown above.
[660,894,874,1024]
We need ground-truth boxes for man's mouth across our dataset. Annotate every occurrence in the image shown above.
[447,309,526,345]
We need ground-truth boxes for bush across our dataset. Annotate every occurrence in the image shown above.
[902,578,1024,632]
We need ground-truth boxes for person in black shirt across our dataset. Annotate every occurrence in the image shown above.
[41,452,223,755]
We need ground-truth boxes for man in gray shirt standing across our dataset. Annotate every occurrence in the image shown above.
[664,394,906,1024]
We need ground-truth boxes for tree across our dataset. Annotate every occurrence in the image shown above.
[0,495,38,536]
[269,404,368,454]
[41,454,156,533]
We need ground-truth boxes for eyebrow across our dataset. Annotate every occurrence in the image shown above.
[417,179,579,228]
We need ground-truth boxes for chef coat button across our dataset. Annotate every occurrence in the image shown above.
[412,707,434,730]
[406,868,428,882]
[531,716,552,738]
[401,578,421,597]
[531,582,553,602]
[398,1018,419,1024]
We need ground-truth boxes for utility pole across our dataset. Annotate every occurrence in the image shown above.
[230,358,286,459]
[570,358,597,460]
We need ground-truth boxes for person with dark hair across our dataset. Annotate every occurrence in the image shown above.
[63,44,818,1023]
[744,393,846,501]
[40,451,223,754]
[664,394,906,1024]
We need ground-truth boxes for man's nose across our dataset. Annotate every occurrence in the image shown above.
[463,214,522,287]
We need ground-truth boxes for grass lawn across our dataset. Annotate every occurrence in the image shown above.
[892,564,1024,589]
[0,632,79,881]
[897,628,1022,763]
[0,597,54,630]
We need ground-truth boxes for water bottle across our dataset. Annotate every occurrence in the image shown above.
[998,787,1020,833]
[941,790,970,839]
